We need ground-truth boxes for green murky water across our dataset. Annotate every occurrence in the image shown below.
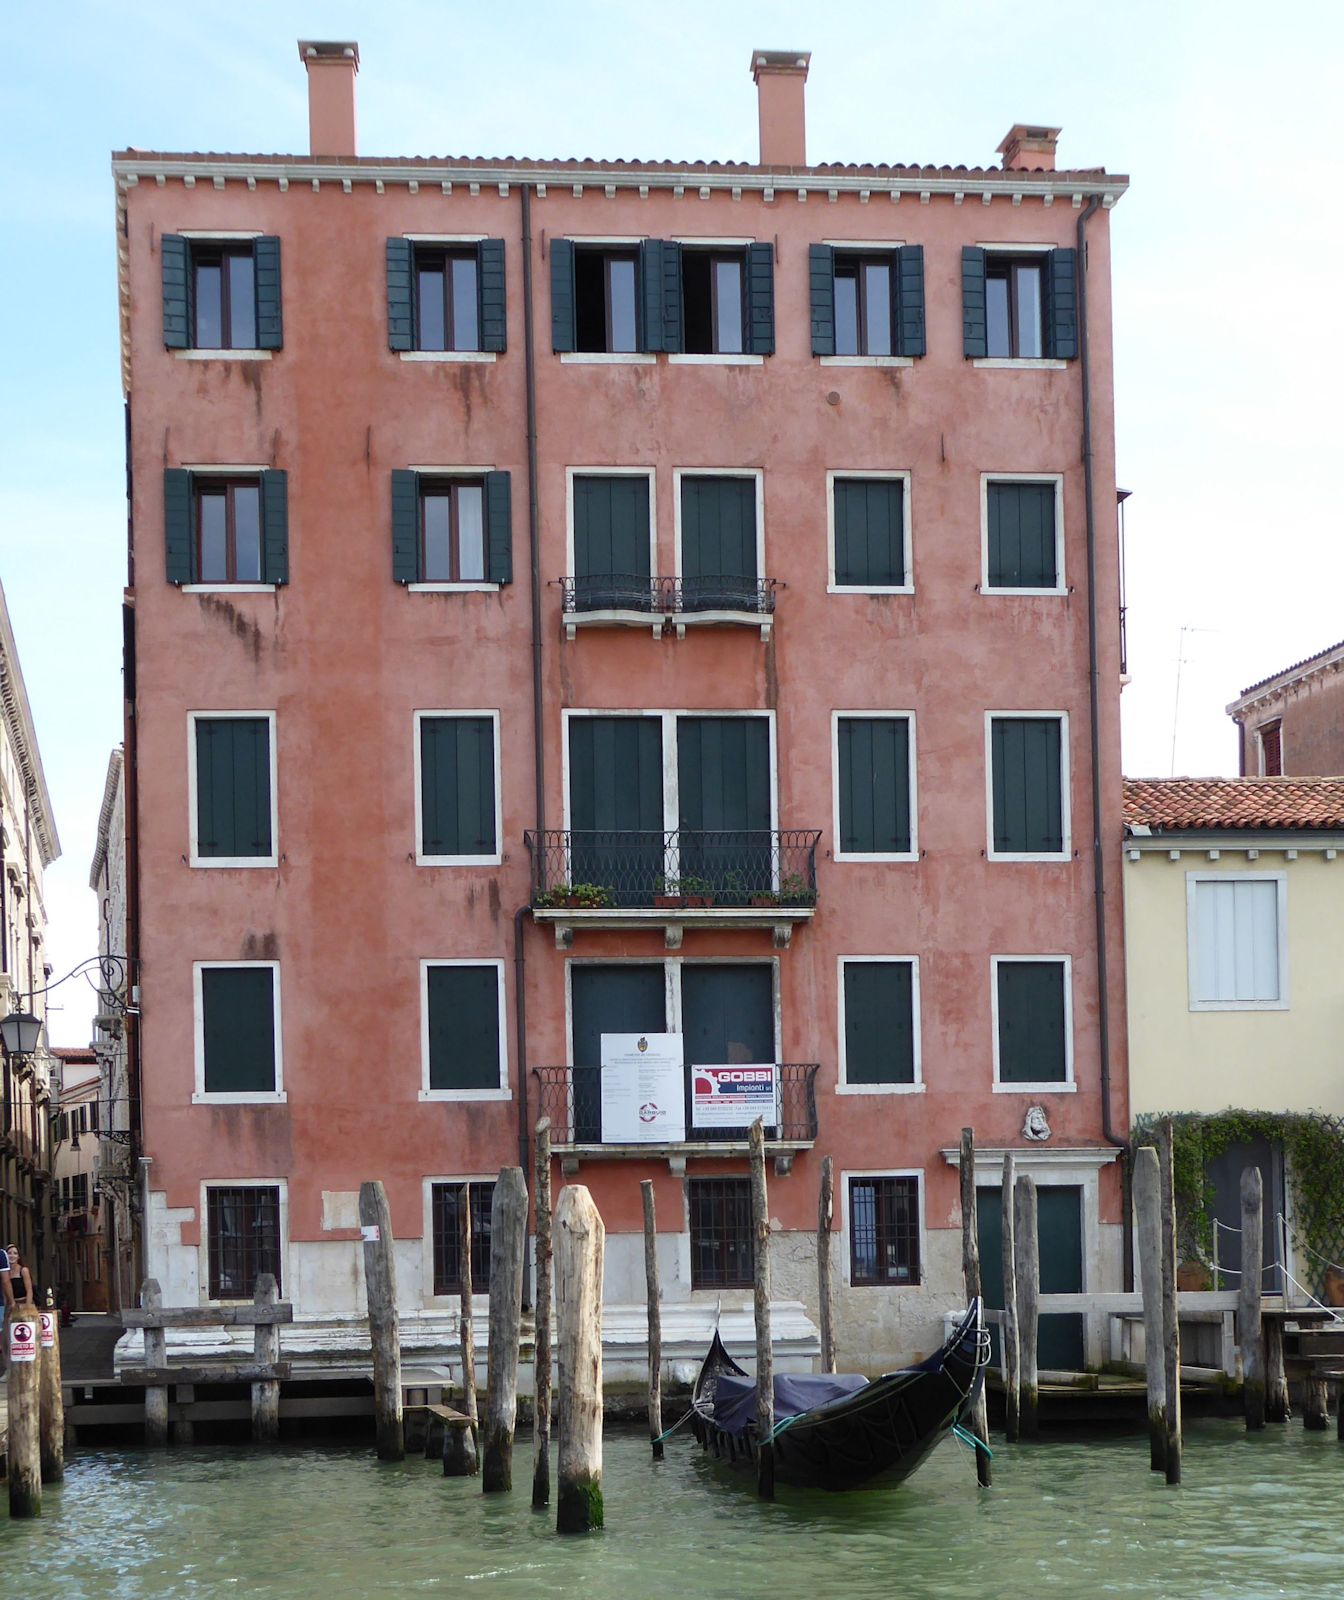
[3,1422,1343,1598]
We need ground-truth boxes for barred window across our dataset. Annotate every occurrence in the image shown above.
[689,1177,754,1289]
[431,1182,495,1296]
[849,1176,921,1287]
[207,1185,282,1299]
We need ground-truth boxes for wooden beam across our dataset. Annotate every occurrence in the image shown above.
[359,1180,404,1461]
[1134,1146,1167,1471]
[532,1121,554,1504]
[555,1184,605,1534]
[38,1304,65,1484]
[123,1304,294,1327]
[121,1362,293,1385]
[140,1278,169,1446]
[750,1118,775,1500]
[641,1178,663,1460]
[817,1155,837,1375]
[959,1127,992,1484]
[1000,1150,1020,1444]
[252,1274,281,1443]
[1239,1166,1266,1431]
[482,1165,527,1493]
[1014,1175,1039,1440]
[5,1304,42,1516]
[1157,1118,1182,1483]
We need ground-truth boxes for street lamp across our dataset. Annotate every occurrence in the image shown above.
[0,1009,43,1058]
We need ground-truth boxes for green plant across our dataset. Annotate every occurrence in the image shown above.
[534,882,613,909]
[777,872,817,906]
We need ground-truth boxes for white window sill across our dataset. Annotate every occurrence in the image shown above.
[667,354,764,366]
[418,1089,512,1103]
[192,1091,286,1105]
[992,1082,1076,1094]
[827,584,914,596]
[190,857,279,870]
[848,1280,926,1291]
[833,852,919,865]
[820,355,914,368]
[987,852,1072,864]
[979,586,1068,598]
[399,351,497,364]
[174,349,272,362]
[836,1082,924,1096]
[560,352,657,365]
[416,854,504,868]
[407,582,501,594]
[181,584,277,595]
[1188,999,1289,1013]
[972,358,1067,370]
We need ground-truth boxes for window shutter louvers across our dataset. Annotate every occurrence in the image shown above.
[640,239,666,353]
[895,244,926,358]
[391,469,420,583]
[745,242,775,355]
[550,238,576,352]
[962,246,988,358]
[1045,247,1078,359]
[162,234,191,349]
[485,470,513,584]
[660,238,683,353]
[478,238,507,352]
[808,244,835,356]
[386,237,414,351]
[164,468,194,584]
[261,469,289,584]
[254,236,283,350]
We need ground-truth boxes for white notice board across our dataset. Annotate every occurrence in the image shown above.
[600,1033,686,1143]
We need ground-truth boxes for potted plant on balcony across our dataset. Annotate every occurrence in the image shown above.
[679,874,716,908]
[534,883,614,910]
[776,872,817,908]
[654,875,684,909]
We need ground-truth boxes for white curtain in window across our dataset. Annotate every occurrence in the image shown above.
[1192,879,1280,1003]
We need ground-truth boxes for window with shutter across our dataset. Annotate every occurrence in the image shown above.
[164,237,279,352]
[423,963,505,1095]
[417,714,500,863]
[197,965,280,1097]
[677,474,760,611]
[572,474,654,611]
[835,716,914,858]
[839,960,918,1088]
[1257,721,1283,777]
[192,714,275,865]
[830,476,908,590]
[988,715,1067,857]
[1187,875,1286,1009]
[392,472,511,587]
[994,958,1069,1085]
[984,478,1061,591]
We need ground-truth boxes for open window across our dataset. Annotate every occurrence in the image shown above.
[963,247,1077,361]
[681,250,746,354]
[575,248,640,353]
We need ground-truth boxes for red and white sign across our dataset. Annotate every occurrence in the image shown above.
[691,1065,777,1129]
[40,1312,56,1348]
[9,1318,38,1362]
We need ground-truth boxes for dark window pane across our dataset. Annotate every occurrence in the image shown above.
[202,967,276,1093]
[431,1182,496,1294]
[207,1185,281,1298]
[451,254,479,351]
[997,961,1067,1083]
[426,964,501,1090]
[682,252,713,354]
[1014,263,1043,358]
[233,485,262,583]
[713,257,743,353]
[456,485,485,581]
[574,249,606,352]
[834,264,859,356]
[418,262,446,350]
[849,1176,920,1285]
[195,259,223,348]
[227,252,256,349]
[608,256,637,352]
[198,490,228,583]
[986,270,1011,358]
[422,492,452,581]
[863,260,891,355]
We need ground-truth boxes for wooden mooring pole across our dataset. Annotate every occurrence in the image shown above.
[359,1180,404,1462]
[1157,1118,1182,1483]
[1266,1317,1291,1424]
[818,1155,837,1375]
[38,1301,65,1483]
[1001,1150,1020,1444]
[141,1278,169,1446]
[749,1118,775,1501]
[445,1182,481,1476]
[482,1165,527,1493]
[532,1122,554,1503]
[641,1179,664,1460]
[1134,1145,1167,1471]
[1014,1174,1040,1440]
[958,1127,991,1485]
[555,1184,605,1534]
[1304,1372,1330,1431]
[1239,1166,1266,1431]
[6,1303,42,1515]
[252,1273,281,1444]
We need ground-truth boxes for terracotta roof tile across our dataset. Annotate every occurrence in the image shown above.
[1237,637,1344,699]
[1124,777,1344,833]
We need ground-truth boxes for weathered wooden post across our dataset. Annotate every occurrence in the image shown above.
[1266,1317,1291,1423]
[958,1127,991,1485]
[1239,1165,1266,1431]
[817,1155,837,1374]
[641,1178,664,1460]
[141,1278,169,1446]
[38,1301,65,1483]
[458,1182,479,1447]
[252,1272,281,1443]
[6,1302,42,1515]
[483,1165,527,1493]
[533,1121,554,1504]
[1000,1150,1020,1444]
[1157,1118,1182,1483]
[1014,1174,1040,1440]
[555,1183,605,1534]
[359,1180,404,1462]
[750,1118,776,1500]
[1304,1371,1330,1431]
[1135,1146,1168,1470]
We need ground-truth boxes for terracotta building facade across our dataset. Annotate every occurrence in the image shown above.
[113,42,1130,1372]
[1227,639,1344,779]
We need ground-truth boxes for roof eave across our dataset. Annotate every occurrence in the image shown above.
[0,580,60,867]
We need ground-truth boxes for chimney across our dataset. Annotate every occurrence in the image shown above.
[751,50,811,167]
[298,40,360,158]
[997,124,1061,172]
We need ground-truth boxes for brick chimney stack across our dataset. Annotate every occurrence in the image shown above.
[299,40,359,158]
[997,124,1062,172]
[751,50,811,168]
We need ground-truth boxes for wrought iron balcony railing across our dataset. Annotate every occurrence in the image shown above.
[525,829,820,910]
[532,1063,820,1148]
[557,576,781,617]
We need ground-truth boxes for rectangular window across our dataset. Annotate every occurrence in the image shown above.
[835,716,914,858]
[995,958,1070,1085]
[986,256,1044,358]
[206,1185,281,1299]
[72,1173,89,1211]
[682,250,746,354]
[833,254,893,356]
[430,1181,495,1294]
[984,478,1062,591]
[192,714,275,865]
[1258,720,1283,778]
[830,475,908,590]
[677,473,761,612]
[193,244,258,350]
[422,962,506,1096]
[849,1175,921,1286]
[839,960,918,1088]
[571,473,654,610]
[988,715,1067,858]
[414,246,481,352]
[197,964,281,1098]
[1188,876,1286,1009]
[416,713,499,863]
[575,248,639,352]
[89,1099,100,1133]
[420,479,486,582]
[197,478,263,585]
[689,1177,754,1288]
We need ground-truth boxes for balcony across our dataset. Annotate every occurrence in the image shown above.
[525,828,821,947]
[533,1062,819,1173]
[558,575,781,640]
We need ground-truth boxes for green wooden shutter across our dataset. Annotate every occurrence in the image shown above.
[567,716,663,900]
[420,716,496,858]
[427,965,501,1091]
[387,237,414,351]
[551,239,576,353]
[196,718,272,859]
[991,717,1063,853]
[997,961,1066,1083]
[261,469,289,585]
[478,238,507,353]
[837,718,911,854]
[832,478,903,588]
[843,962,915,1084]
[680,477,758,586]
[573,476,651,586]
[660,238,683,353]
[640,239,666,353]
[485,470,512,584]
[962,246,988,358]
[809,244,835,356]
[745,242,775,355]
[677,716,771,895]
[895,244,925,358]
[254,237,283,350]
[162,235,191,349]
[1045,247,1078,359]
[986,481,1056,589]
[391,470,420,584]
[164,468,194,584]
[202,967,276,1092]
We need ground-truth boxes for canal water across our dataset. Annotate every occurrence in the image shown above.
[3,1421,1341,1598]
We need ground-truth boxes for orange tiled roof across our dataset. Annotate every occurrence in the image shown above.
[1238,637,1344,699]
[1124,777,1344,832]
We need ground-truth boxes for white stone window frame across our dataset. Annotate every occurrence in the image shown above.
[418,957,511,1103]
[840,1167,927,1290]
[990,952,1076,1094]
[836,956,923,1095]
[192,960,285,1105]
[831,710,919,863]
[826,470,913,595]
[197,1177,289,1306]
[187,709,279,870]
[1185,870,1289,1012]
[413,709,504,867]
[984,710,1072,863]
[979,472,1066,596]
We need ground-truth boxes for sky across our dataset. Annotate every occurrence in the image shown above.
[3,0,1342,1044]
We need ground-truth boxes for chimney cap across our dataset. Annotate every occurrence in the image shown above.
[751,49,811,81]
[298,39,360,68]
[997,123,1061,169]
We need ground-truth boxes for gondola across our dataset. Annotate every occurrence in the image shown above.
[690,1299,989,1490]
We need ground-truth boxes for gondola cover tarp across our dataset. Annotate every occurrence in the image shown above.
[711,1372,870,1438]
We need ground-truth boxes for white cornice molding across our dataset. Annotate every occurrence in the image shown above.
[0,579,60,867]
[1124,830,1344,854]
[940,1145,1120,1172]
[1226,644,1344,720]
[89,747,124,890]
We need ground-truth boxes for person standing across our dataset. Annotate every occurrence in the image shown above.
[6,1243,33,1305]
